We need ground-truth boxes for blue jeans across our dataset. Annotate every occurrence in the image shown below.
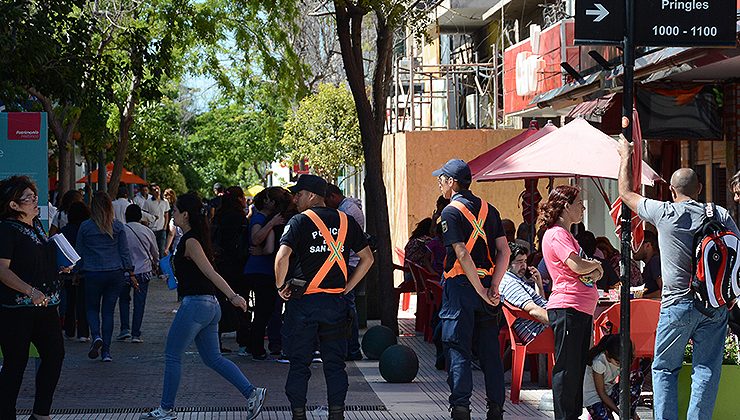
[119,273,151,338]
[154,229,167,257]
[439,276,505,408]
[85,270,125,353]
[652,297,728,420]
[161,295,255,411]
[343,290,361,357]
[283,293,350,408]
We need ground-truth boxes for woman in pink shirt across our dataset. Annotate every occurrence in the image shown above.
[540,185,603,420]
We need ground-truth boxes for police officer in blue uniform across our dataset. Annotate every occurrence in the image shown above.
[433,159,511,420]
[275,175,374,420]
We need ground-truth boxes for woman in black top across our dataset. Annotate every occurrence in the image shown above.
[0,176,65,420]
[60,201,91,341]
[211,186,248,352]
[141,193,265,420]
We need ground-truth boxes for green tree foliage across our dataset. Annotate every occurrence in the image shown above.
[184,84,288,191]
[282,84,363,182]
[199,0,308,101]
[127,93,189,194]
[0,0,95,193]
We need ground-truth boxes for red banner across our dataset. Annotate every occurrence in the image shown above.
[7,113,41,141]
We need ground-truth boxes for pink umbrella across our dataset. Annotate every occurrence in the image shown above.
[470,122,559,180]
[475,118,662,186]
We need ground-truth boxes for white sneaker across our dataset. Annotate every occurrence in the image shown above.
[245,387,266,420]
[140,407,176,420]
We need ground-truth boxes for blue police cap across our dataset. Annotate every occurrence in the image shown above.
[432,159,471,183]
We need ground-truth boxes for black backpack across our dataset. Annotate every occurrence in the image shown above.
[691,203,740,308]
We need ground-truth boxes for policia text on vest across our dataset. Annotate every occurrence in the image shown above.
[274,174,374,420]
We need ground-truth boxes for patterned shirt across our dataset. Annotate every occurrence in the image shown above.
[500,271,547,344]
[0,219,61,307]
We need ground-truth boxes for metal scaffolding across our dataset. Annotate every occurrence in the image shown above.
[386,53,502,133]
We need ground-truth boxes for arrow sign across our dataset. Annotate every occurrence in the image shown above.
[575,0,624,45]
[586,3,609,22]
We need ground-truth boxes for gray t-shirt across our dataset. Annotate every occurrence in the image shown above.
[637,198,740,307]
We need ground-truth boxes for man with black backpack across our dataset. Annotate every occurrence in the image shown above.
[618,137,740,419]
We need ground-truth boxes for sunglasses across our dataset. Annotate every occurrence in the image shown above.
[18,193,38,204]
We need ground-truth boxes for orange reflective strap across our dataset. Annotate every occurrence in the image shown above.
[443,199,495,279]
[303,210,349,295]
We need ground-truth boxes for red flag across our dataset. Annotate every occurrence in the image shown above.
[610,108,645,252]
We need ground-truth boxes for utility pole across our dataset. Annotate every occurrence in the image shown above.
[618,0,636,417]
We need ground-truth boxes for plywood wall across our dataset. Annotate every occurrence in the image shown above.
[383,129,568,261]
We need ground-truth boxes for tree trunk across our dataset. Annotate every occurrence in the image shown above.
[108,75,140,196]
[334,2,399,334]
[97,150,107,192]
[26,88,80,195]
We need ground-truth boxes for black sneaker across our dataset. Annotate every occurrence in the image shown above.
[276,353,290,364]
[450,406,471,420]
[88,338,103,359]
[252,353,268,361]
[312,351,322,363]
[486,400,504,420]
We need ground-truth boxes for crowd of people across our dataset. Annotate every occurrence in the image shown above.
[407,157,740,420]
[0,154,739,420]
[0,174,373,420]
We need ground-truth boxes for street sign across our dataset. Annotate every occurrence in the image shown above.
[575,0,625,45]
[635,0,737,47]
[575,0,738,46]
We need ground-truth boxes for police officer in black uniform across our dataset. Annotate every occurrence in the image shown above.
[433,159,511,420]
[275,175,374,420]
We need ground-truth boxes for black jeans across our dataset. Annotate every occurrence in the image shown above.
[63,274,89,339]
[548,307,593,420]
[0,306,65,417]
[245,273,278,357]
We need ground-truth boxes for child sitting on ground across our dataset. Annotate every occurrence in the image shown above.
[583,334,644,420]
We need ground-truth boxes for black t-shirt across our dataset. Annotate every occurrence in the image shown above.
[0,219,60,307]
[280,206,367,291]
[212,208,247,262]
[173,231,218,297]
[643,254,662,294]
[209,196,223,214]
[595,256,621,291]
[440,190,505,277]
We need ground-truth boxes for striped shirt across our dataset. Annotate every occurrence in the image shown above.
[500,271,548,344]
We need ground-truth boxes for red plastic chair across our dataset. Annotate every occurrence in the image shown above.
[425,279,443,342]
[407,262,433,334]
[394,248,413,311]
[502,302,555,404]
[393,263,414,311]
[593,298,661,359]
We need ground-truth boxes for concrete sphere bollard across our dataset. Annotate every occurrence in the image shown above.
[361,325,397,360]
[379,344,419,383]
